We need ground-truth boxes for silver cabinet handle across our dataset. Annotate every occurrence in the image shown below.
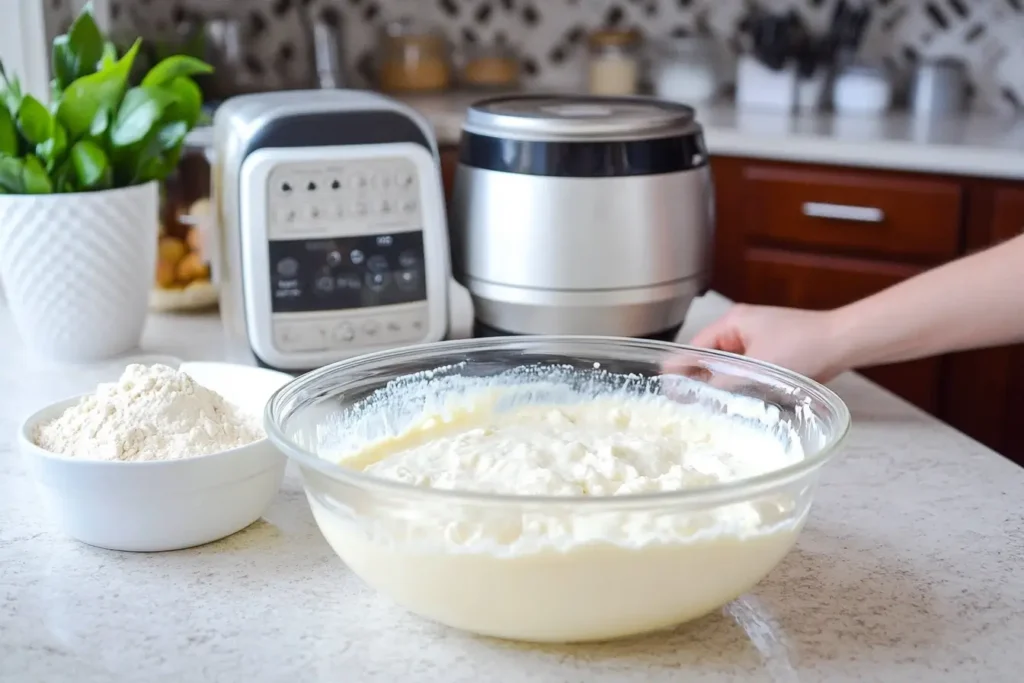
[802,202,885,223]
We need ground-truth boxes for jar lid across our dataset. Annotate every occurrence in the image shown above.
[382,17,444,43]
[462,95,699,142]
[588,27,642,48]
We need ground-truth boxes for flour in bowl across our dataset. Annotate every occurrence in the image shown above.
[34,363,262,461]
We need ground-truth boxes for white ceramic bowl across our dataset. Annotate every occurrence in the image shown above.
[18,362,293,552]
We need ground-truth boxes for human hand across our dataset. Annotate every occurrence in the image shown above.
[687,304,848,383]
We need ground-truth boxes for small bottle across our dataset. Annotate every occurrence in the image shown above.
[587,28,642,96]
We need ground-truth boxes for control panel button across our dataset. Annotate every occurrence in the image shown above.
[315,275,335,293]
[330,178,342,191]
[307,205,322,220]
[386,320,402,334]
[354,201,368,216]
[326,250,343,267]
[331,323,355,344]
[380,199,393,214]
[350,249,364,265]
[276,207,297,224]
[398,250,419,268]
[396,172,413,188]
[402,199,417,213]
[366,255,389,273]
[274,322,328,352]
[395,269,419,291]
[363,320,380,337]
[365,271,392,292]
[276,257,300,277]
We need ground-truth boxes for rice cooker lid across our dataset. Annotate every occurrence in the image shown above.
[463,95,700,142]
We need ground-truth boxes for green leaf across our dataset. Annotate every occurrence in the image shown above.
[56,38,140,138]
[164,76,202,127]
[53,160,75,193]
[100,41,118,69]
[156,120,188,151]
[0,156,24,193]
[21,155,52,194]
[0,106,16,156]
[51,36,77,91]
[17,95,52,145]
[140,55,213,87]
[89,105,111,138]
[110,86,170,147]
[2,72,23,117]
[67,5,104,77]
[70,139,111,190]
[36,122,68,171]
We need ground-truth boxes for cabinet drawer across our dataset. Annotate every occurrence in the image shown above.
[741,164,963,262]
[742,248,941,413]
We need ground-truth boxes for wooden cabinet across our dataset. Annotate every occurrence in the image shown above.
[440,146,458,204]
[740,165,962,262]
[941,184,1024,462]
[712,156,959,414]
[740,248,941,413]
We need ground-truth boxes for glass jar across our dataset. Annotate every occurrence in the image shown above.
[376,19,453,94]
[460,43,521,91]
[587,28,642,96]
[652,36,719,105]
[151,128,218,313]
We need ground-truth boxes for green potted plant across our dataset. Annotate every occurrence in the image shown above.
[0,4,212,361]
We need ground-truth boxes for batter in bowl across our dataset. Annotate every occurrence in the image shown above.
[343,395,801,497]
[312,371,814,642]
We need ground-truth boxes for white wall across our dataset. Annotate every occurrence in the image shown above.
[0,0,50,102]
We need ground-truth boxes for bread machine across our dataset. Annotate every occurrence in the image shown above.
[213,90,472,372]
[450,95,712,337]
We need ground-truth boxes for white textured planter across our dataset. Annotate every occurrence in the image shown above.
[0,182,158,362]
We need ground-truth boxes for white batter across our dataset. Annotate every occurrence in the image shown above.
[344,396,800,497]
[312,371,816,642]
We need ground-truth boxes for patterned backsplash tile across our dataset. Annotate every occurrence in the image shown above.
[44,0,1024,113]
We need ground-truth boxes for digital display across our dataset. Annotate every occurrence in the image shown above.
[268,231,427,313]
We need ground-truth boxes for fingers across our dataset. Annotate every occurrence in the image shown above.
[691,321,745,355]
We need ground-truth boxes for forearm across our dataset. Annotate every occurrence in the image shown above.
[827,233,1024,370]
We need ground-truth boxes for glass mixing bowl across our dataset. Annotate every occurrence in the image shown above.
[265,337,850,643]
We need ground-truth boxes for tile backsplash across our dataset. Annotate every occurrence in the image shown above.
[44,0,1024,113]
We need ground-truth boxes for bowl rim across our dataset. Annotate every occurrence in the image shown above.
[265,335,852,508]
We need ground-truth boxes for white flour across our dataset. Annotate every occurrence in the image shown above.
[35,364,263,461]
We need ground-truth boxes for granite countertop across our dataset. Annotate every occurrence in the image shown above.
[2,293,1024,682]
[400,93,1024,179]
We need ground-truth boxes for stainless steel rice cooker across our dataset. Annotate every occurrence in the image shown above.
[450,95,713,337]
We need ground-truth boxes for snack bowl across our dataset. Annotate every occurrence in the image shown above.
[266,337,851,643]
[19,362,293,552]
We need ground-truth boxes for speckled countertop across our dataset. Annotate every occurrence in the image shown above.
[2,293,1023,682]
[399,93,1024,179]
